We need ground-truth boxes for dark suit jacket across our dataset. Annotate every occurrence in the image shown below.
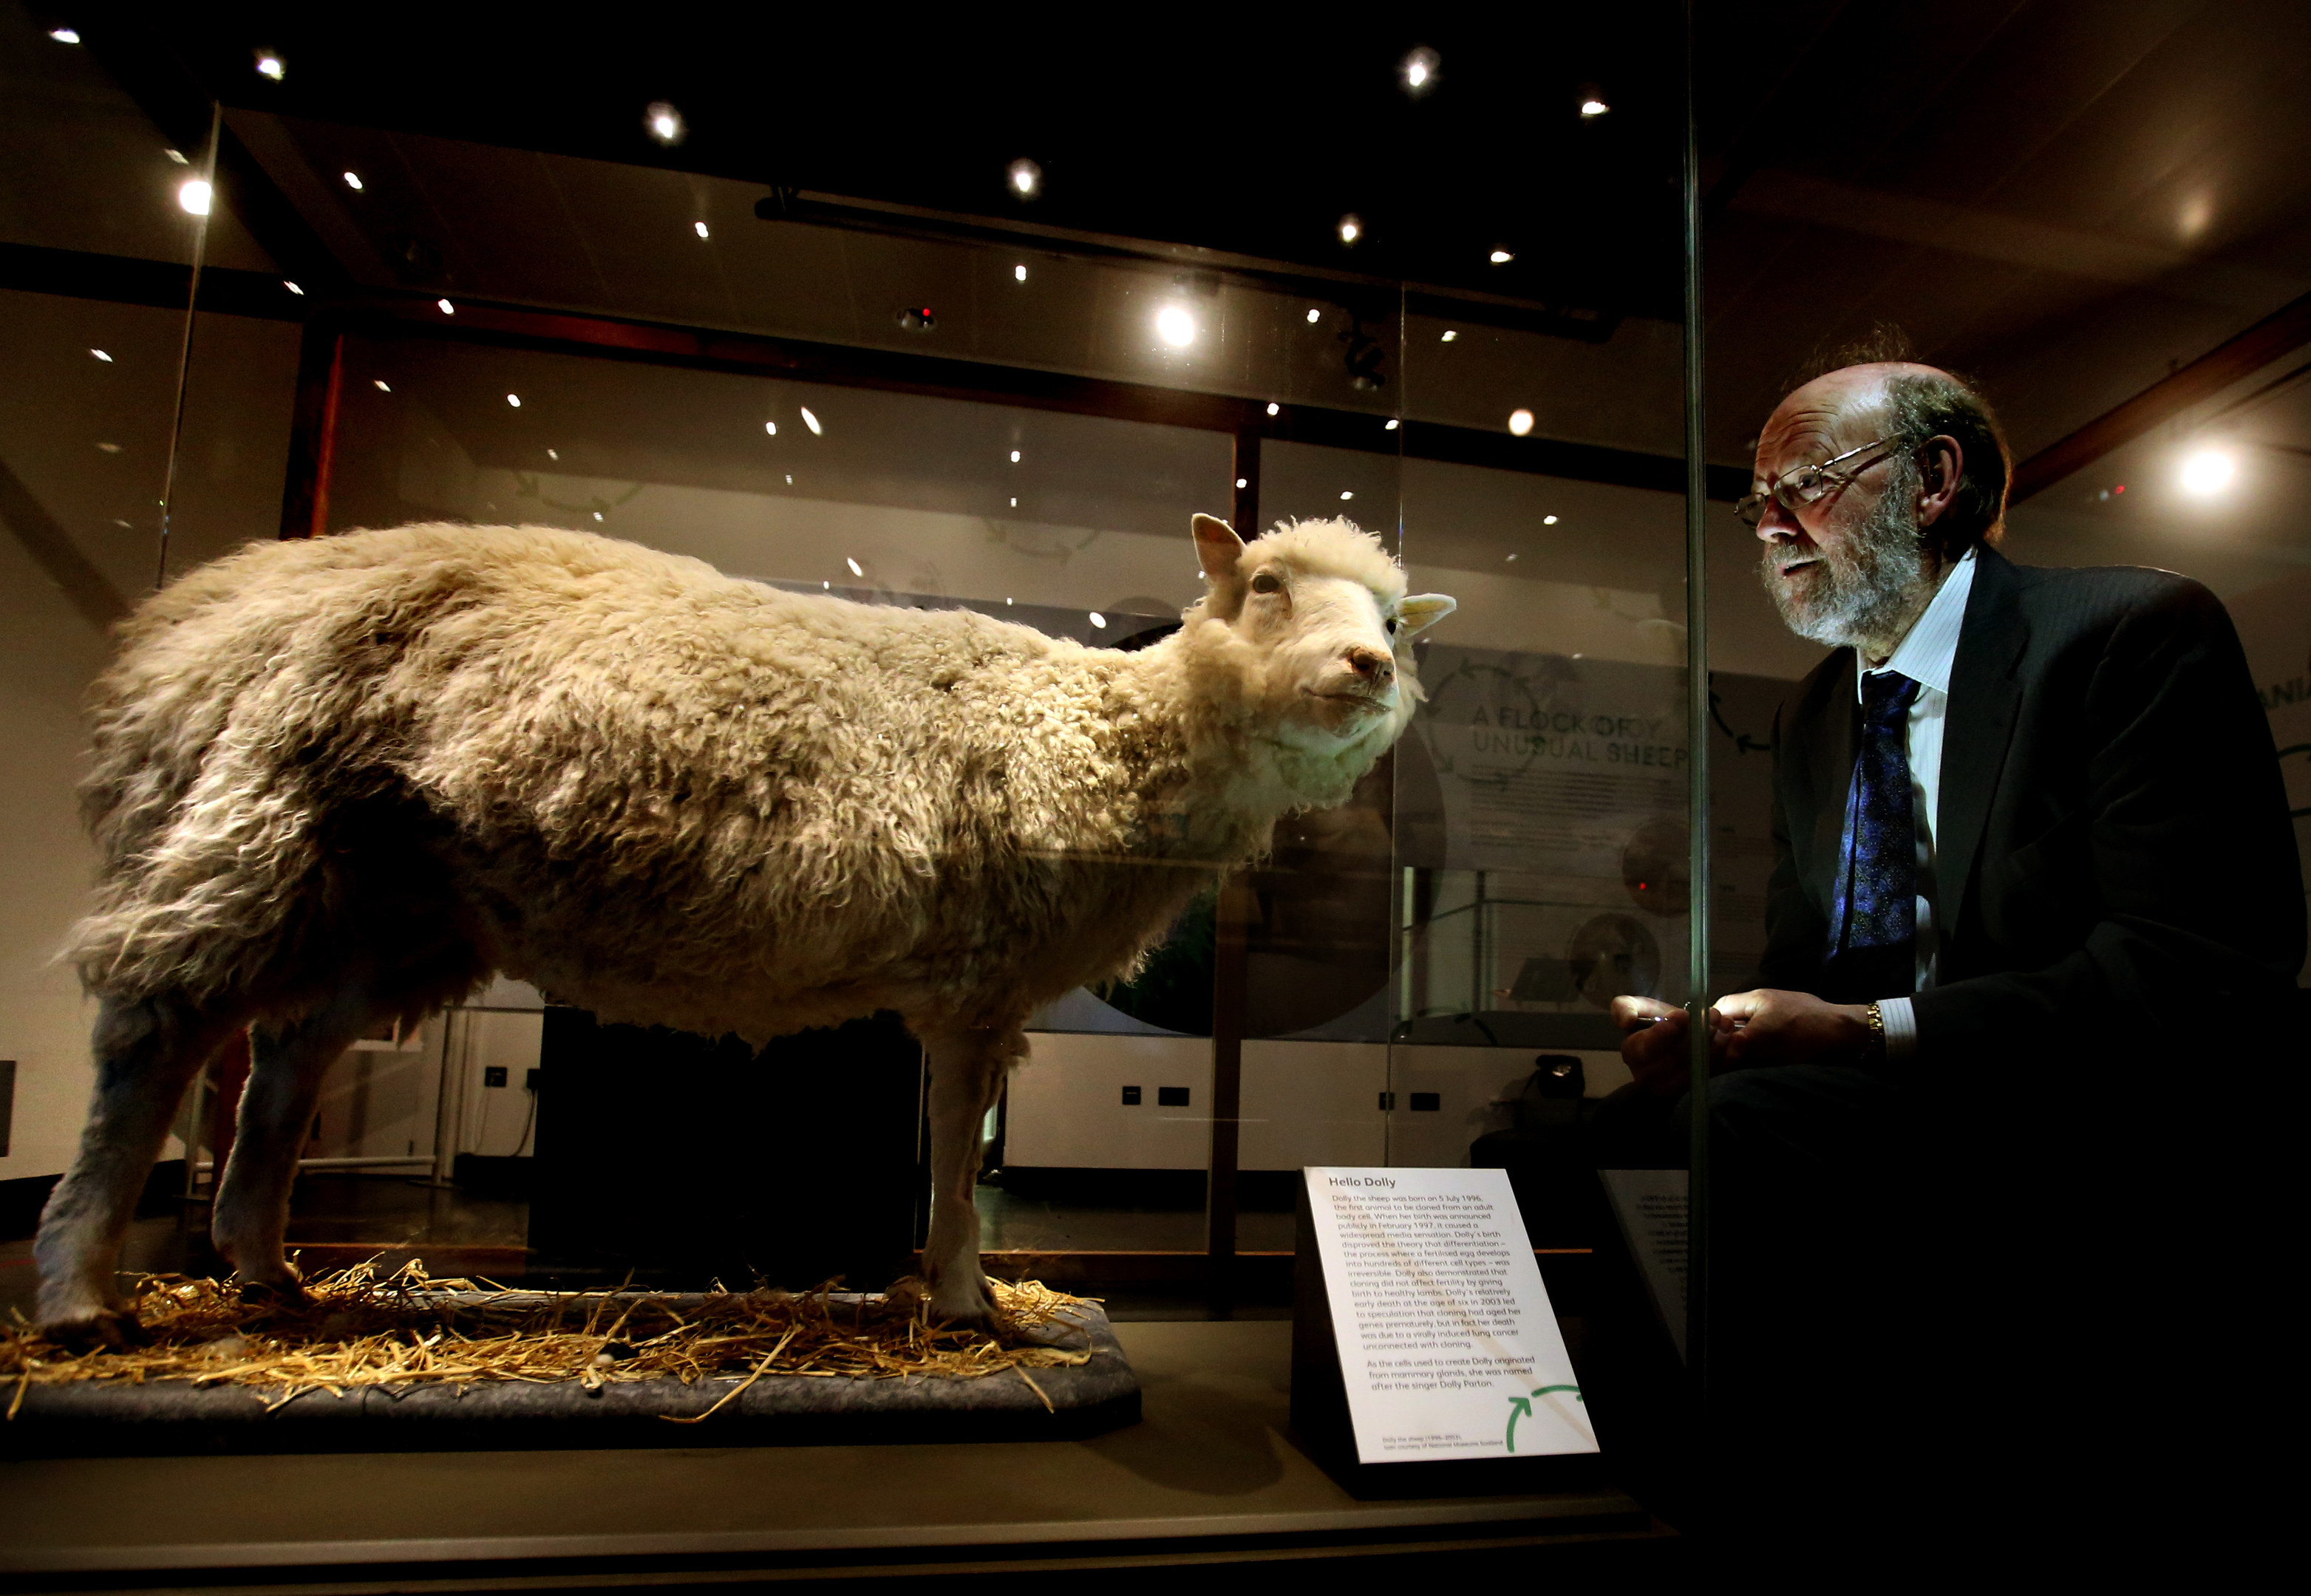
[1759,545,2304,1068]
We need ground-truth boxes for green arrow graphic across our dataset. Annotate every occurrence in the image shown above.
[1506,1385,1585,1453]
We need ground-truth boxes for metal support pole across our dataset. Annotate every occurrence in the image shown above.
[1680,0,1715,1434]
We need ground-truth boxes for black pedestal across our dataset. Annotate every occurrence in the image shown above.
[528,1009,922,1291]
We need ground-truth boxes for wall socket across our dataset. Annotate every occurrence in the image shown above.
[483,1065,508,1088]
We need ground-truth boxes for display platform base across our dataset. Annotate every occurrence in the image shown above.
[1,1297,1138,1458]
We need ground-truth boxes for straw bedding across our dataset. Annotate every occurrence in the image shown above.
[1,1259,1095,1420]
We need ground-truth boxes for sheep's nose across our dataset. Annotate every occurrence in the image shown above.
[1345,647,1394,685]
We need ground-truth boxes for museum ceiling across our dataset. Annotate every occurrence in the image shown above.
[4,1,2307,584]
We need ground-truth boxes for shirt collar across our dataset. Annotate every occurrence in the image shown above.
[1855,547,1975,700]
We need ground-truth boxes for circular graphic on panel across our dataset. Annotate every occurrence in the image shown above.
[1567,913,1661,1009]
[1621,817,1691,917]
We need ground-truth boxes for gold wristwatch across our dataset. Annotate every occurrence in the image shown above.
[1861,1001,1887,1066]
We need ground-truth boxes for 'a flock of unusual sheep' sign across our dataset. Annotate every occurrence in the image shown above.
[1301,1166,1596,1463]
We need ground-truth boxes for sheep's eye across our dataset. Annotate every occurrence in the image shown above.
[1250,572,1283,595]
[1385,617,1399,635]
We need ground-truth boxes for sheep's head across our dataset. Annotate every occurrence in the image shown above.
[1181,514,1454,758]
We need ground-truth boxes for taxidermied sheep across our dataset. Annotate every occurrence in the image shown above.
[35,513,1454,1340]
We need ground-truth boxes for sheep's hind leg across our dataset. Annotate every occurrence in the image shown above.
[921,1025,1020,1333]
[34,995,242,1346]
[210,989,381,1300]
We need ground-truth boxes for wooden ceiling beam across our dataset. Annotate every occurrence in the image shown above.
[2010,289,2311,502]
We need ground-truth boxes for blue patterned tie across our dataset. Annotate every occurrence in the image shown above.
[1824,670,1922,999]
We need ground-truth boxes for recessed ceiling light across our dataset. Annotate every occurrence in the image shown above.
[645,102,687,146]
[1508,409,1535,437]
[1578,83,1610,117]
[1090,612,1107,629]
[506,394,521,408]
[764,421,777,436]
[1306,307,1321,324]
[372,379,393,392]
[546,449,557,460]
[786,474,793,483]
[49,27,81,43]
[1340,491,1354,500]
[1015,263,1028,282]
[96,442,121,454]
[437,298,455,315]
[1488,248,1514,265]
[1010,497,1017,507]
[1010,449,1022,463]
[2179,446,2236,495]
[89,348,112,363]
[1337,214,1362,246]
[254,50,284,81]
[1384,418,1400,430]
[177,178,211,216]
[592,511,603,521]
[1542,514,1559,525]
[342,171,364,191]
[1506,552,1519,562]
[846,557,864,576]
[1156,304,1196,347]
[164,149,187,164]
[1007,158,1041,199]
[693,221,709,239]
[1440,330,1458,342]
[800,406,822,435]
[1236,477,1248,489]
[282,279,302,295]
[1400,47,1439,97]
[1266,402,1280,417]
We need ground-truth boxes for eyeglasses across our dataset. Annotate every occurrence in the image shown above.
[1735,435,1902,528]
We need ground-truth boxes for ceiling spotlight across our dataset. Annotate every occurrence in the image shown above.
[846,557,863,576]
[800,406,822,436]
[1007,158,1042,200]
[506,393,521,408]
[1155,304,1196,347]
[1384,418,1400,430]
[1400,46,1440,97]
[693,221,709,239]
[1542,514,1559,525]
[592,511,603,522]
[1578,82,1610,117]
[177,178,211,216]
[1488,247,1514,265]
[1440,330,1458,342]
[1010,449,1022,463]
[645,102,687,146]
[253,50,285,81]
[1266,403,1280,417]
[283,279,303,294]
[1340,491,1354,501]
[2179,446,2236,496]
[373,380,391,392]
[1236,477,1248,489]
[1014,264,1028,282]
[164,149,187,164]
[342,171,364,192]
[546,449,557,460]
[1508,409,1535,437]
[89,348,112,362]
[437,298,455,314]
[1337,214,1363,246]
[1307,307,1321,324]
[764,421,777,436]
[1010,497,1017,507]
[1090,612,1107,629]
[48,27,80,44]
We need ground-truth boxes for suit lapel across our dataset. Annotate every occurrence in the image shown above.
[1939,547,2029,939]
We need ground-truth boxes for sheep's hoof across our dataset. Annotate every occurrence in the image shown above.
[235,1275,312,1309]
[38,1307,146,1351]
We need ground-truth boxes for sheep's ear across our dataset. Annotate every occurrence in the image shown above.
[1395,593,1456,641]
[1192,514,1245,583]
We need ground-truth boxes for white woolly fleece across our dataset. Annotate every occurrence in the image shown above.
[66,519,1437,1046]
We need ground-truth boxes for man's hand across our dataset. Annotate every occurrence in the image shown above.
[1711,989,1874,1069]
[1612,995,1730,1098]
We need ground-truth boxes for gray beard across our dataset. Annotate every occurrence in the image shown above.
[1760,477,1927,653]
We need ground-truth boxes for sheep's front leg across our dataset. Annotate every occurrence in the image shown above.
[921,1025,1018,1333]
[211,991,378,1298]
[35,995,239,1346]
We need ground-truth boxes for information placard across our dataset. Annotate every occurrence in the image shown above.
[1599,1167,1689,1362]
[1302,1166,1596,1464]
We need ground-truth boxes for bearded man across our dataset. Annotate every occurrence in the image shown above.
[1611,350,2302,1544]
